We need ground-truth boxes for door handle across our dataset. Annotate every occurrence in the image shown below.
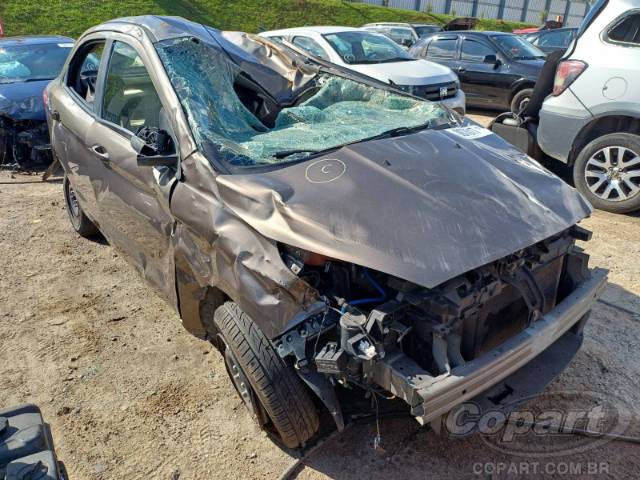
[90,144,110,162]
[457,67,466,73]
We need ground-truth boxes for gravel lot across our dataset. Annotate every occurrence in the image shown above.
[1,111,639,479]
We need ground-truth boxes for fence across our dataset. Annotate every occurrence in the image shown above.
[355,0,591,27]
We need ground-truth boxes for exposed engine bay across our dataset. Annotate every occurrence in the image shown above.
[0,116,52,169]
[273,226,598,425]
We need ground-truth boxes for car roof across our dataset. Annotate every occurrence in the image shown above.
[534,27,577,32]
[0,35,74,46]
[362,22,438,27]
[260,26,362,36]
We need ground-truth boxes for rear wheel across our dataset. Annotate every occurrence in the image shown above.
[573,133,640,214]
[213,302,319,448]
[63,175,99,237]
[510,88,533,114]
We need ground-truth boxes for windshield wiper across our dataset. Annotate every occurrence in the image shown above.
[272,123,436,160]
[272,145,340,159]
[378,57,416,63]
[23,77,54,82]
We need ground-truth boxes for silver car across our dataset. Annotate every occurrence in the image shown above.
[538,0,640,213]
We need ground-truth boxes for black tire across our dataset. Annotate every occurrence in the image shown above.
[63,175,99,237]
[213,302,319,448]
[573,133,640,214]
[510,88,533,114]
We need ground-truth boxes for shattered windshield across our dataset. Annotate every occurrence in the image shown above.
[155,37,449,168]
[0,43,73,84]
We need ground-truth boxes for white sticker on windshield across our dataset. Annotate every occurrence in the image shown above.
[447,125,493,140]
[58,43,74,48]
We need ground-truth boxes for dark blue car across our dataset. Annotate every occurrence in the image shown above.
[0,35,73,168]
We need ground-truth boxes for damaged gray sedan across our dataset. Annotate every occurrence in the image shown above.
[46,16,607,449]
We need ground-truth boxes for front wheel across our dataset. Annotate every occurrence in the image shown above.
[510,88,533,114]
[63,175,99,237]
[213,302,319,448]
[573,133,640,214]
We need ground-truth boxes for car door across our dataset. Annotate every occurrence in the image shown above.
[457,36,506,106]
[85,36,178,302]
[50,37,107,221]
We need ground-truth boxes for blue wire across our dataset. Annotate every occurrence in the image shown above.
[342,268,386,312]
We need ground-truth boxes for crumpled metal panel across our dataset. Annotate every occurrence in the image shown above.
[0,81,49,121]
[171,152,319,339]
[214,127,591,293]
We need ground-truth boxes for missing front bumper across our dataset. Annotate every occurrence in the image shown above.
[370,268,608,425]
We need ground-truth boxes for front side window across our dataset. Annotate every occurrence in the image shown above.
[102,41,162,133]
[461,39,496,62]
[607,13,640,45]
[0,41,73,84]
[67,41,105,107]
[427,38,457,59]
[323,31,414,64]
[491,35,545,60]
[291,36,330,61]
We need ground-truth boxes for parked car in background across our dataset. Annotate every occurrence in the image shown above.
[537,0,640,213]
[46,15,606,450]
[410,31,545,112]
[260,26,466,114]
[362,22,443,47]
[0,35,73,168]
[513,19,563,35]
[524,27,577,53]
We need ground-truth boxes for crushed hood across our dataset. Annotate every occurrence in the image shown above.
[348,59,455,86]
[0,80,48,120]
[215,125,591,289]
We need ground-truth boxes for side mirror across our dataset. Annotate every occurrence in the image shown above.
[483,54,498,64]
[131,128,178,167]
[401,38,413,48]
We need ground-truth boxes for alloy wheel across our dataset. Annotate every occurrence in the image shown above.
[584,146,640,202]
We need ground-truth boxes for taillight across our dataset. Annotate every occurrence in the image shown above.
[552,60,587,96]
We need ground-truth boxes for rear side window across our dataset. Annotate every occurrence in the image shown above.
[461,39,496,61]
[607,13,640,45]
[67,41,105,109]
[427,38,457,59]
[102,41,162,133]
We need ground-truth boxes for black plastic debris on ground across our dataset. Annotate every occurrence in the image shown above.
[0,404,65,480]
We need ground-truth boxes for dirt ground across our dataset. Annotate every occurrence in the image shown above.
[1,111,640,479]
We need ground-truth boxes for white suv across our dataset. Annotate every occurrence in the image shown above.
[538,0,640,213]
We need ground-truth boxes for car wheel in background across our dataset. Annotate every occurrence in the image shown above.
[510,88,533,114]
[63,175,99,237]
[573,133,640,214]
[213,302,319,449]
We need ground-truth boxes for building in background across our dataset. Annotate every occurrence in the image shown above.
[353,0,591,28]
